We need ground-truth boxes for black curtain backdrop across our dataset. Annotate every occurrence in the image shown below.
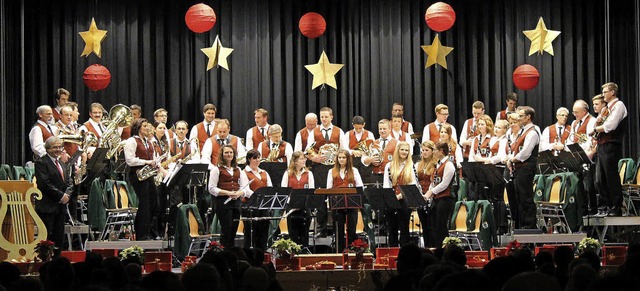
[1,0,638,165]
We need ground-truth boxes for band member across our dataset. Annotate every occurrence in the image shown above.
[566,100,598,217]
[152,121,169,157]
[52,88,70,122]
[495,92,518,122]
[342,116,375,158]
[391,102,415,134]
[79,103,106,145]
[29,105,60,160]
[169,121,198,160]
[415,141,436,246]
[506,106,540,229]
[294,113,318,152]
[363,119,396,184]
[189,104,218,152]
[326,150,364,251]
[208,145,250,247]
[281,151,315,246]
[35,137,74,248]
[594,82,627,217]
[67,102,81,129]
[502,114,521,228]
[469,115,494,163]
[459,101,485,159]
[57,105,80,158]
[588,95,607,159]
[439,124,463,169]
[154,108,174,140]
[243,149,273,250]
[130,105,142,120]
[423,141,456,248]
[391,115,414,154]
[539,107,572,154]
[383,141,417,247]
[422,104,458,144]
[124,118,161,240]
[485,119,510,233]
[258,124,293,164]
[246,108,270,150]
[200,119,247,167]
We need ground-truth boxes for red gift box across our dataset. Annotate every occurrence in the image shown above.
[263,253,272,265]
[376,247,400,258]
[349,257,374,269]
[181,261,195,272]
[602,246,627,266]
[91,249,119,258]
[490,247,508,259]
[275,257,301,271]
[465,251,490,268]
[61,251,86,262]
[144,251,172,264]
[144,262,172,272]
[185,256,198,263]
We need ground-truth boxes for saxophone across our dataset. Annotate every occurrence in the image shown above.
[136,154,164,182]
[179,138,200,164]
[153,152,183,186]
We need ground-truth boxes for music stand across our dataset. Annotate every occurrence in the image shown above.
[537,150,558,174]
[241,187,291,248]
[316,188,362,252]
[83,147,109,184]
[168,164,209,204]
[462,162,505,200]
[365,187,400,248]
[285,188,320,251]
[399,185,427,238]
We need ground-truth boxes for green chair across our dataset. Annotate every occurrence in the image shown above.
[618,158,636,184]
[24,167,35,182]
[1,164,13,180]
[0,167,8,180]
[13,166,27,181]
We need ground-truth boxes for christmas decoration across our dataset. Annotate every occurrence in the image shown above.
[299,12,326,39]
[185,3,217,33]
[304,50,344,90]
[83,64,111,91]
[201,35,234,71]
[523,17,561,56]
[421,34,454,69]
[79,18,107,58]
[512,64,540,91]
[425,2,456,32]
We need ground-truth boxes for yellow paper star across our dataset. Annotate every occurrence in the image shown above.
[523,17,561,56]
[304,51,344,90]
[421,35,454,69]
[79,18,107,58]
[201,35,234,71]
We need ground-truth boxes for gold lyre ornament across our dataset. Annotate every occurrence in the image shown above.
[0,181,47,261]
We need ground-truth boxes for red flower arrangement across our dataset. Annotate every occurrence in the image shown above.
[505,240,522,255]
[349,239,369,254]
[34,240,55,262]
[207,241,224,253]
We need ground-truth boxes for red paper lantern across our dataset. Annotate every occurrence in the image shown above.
[83,64,111,91]
[512,64,540,91]
[425,2,456,32]
[185,3,217,33]
[299,12,326,39]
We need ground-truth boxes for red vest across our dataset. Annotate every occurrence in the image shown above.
[169,138,191,159]
[52,108,61,122]
[548,124,572,144]
[490,138,502,156]
[432,160,453,199]
[428,122,440,142]
[572,115,592,143]
[121,127,131,139]
[287,171,310,189]
[463,118,476,158]
[36,123,55,145]
[260,141,288,162]
[196,122,218,152]
[209,135,239,165]
[401,120,410,133]
[372,138,397,174]
[511,126,536,155]
[83,121,102,139]
[598,100,625,145]
[313,126,341,151]
[392,167,406,195]
[473,134,492,158]
[298,128,310,151]
[218,167,241,191]
[331,168,355,188]
[499,110,507,121]
[416,163,432,192]
[246,170,268,192]
[251,126,267,150]
[348,130,371,150]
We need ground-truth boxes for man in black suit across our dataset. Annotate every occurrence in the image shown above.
[35,136,74,248]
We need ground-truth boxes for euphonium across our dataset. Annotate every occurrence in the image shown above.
[100,104,133,159]
[152,152,183,186]
[261,142,281,162]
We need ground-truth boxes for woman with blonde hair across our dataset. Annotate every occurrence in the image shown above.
[281,151,315,246]
[383,141,417,246]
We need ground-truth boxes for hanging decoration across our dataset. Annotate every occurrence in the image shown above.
[83,64,111,91]
[421,34,454,69]
[523,17,561,56]
[79,18,107,58]
[512,64,540,91]
[299,12,326,39]
[304,50,344,90]
[425,2,456,32]
[185,3,217,33]
[201,35,234,71]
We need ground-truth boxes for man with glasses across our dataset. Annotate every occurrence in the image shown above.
[594,82,628,217]
[539,107,572,154]
[422,104,458,144]
[29,105,61,160]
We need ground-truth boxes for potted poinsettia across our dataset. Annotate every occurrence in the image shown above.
[578,237,601,254]
[442,237,463,249]
[34,240,55,262]
[349,239,369,261]
[207,241,225,253]
[119,245,145,265]
[271,238,302,271]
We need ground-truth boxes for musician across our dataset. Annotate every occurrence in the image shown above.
[29,105,60,160]
[200,119,247,167]
[124,118,161,240]
[363,119,396,184]
[34,136,74,248]
[151,121,170,236]
[423,141,456,248]
[503,114,521,228]
[207,145,250,247]
[594,82,628,217]
[79,103,111,153]
[566,100,598,217]
[67,102,81,129]
[189,103,218,152]
[459,101,485,160]
[486,119,510,233]
[439,124,463,169]
[151,121,169,156]
[415,141,436,247]
[169,121,198,161]
[469,115,494,163]
[51,88,70,122]
[383,141,417,247]
[539,107,572,154]
[281,151,315,247]
[243,149,273,250]
[587,95,607,160]
[391,115,414,154]
[391,102,415,135]
[421,104,458,144]
[131,105,142,120]
[506,106,540,229]
[326,150,363,251]
[294,113,318,152]
[154,108,174,140]
[57,105,80,158]
[495,92,518,122]
[257,124,293,164]
[246,108,270,150]
[342,116,375,158]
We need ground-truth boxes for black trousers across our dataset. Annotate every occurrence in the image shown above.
[334,209,358,251]
[130,177,157,240]
[213,197,240,248]
[596,143,623,210]
[386,206,410,247]
[513,162,537,228]
[424,196,455,248]
[242,209,270,251]
[312,164,332,234]
[287,209,310,247]
[38,209,66,249]
[578,163,597,215]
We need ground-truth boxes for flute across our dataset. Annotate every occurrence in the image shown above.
[223,179,254,205]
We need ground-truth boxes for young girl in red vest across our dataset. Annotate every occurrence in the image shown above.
[326,149,363,251]
[423,141,456,248]
[281,151,315,246]
[416,141,436,247]
[383,141,417,247]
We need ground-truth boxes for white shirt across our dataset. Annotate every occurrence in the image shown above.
[294,127,316,152]
[29,120,58,158]
[245,124,270,150]
[200,134,247,167]
[79,119,106,137]
[602,98,628,133]
[539,123,569,152]
[566,114,597,157]
[421,122,458,144]
[208,165,250,197]
[124,136,153,167]
[281,169,315,188]
[459,118,476,147]
[244,166,273,198]
[489,135,508,165]
[512,123,541,162]
[391,130,414,154]
[326,167,364,188]
[257,140,293,164]
[362,136,395,167]
[402,119,415,135]
[383,161,417,188]
[316,124,349,151]
[430,157,456,195]
[189,120,217,140]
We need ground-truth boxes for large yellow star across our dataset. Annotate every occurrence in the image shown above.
[421,35,454,69]
[201,35,234,71]
[79,18,107,58]
[523,17,561,56]
[304,51,344,90]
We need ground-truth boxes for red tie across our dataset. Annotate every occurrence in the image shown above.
[55,160,64,180]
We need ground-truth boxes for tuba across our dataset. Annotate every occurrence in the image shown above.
[100,104,133,159]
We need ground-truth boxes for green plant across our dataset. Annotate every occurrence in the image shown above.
[442,237,462,249]
[271,238,301,258]
[119,245,145,264]
[578,237,601,253]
